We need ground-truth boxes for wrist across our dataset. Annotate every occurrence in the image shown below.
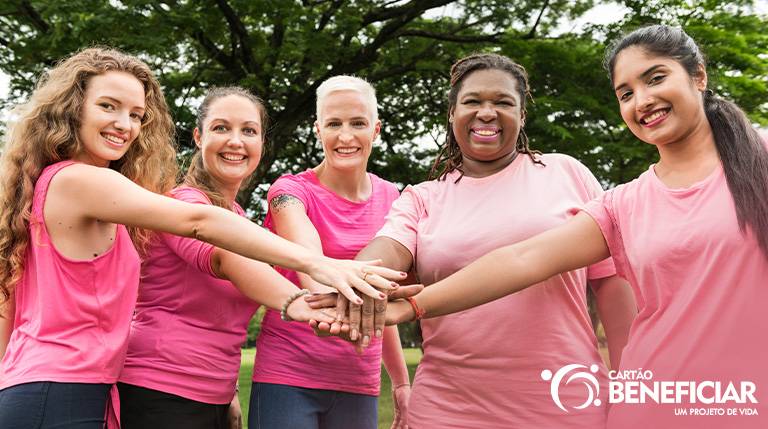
[406,296,425,321]
[392,383,410,392]
[281,289,310,321]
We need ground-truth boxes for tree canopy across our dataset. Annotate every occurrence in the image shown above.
[1,0,766,215]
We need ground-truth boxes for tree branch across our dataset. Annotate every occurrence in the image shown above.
[214,0,257,73]
[316,0,345,32]
[191,29,246,80]
[361,0,454,27]
[397,29,502,43]
[525,0,549,39]
[18,0,49,33]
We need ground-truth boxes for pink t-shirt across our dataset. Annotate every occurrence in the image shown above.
[119,186,259,404]
[252,169,400,395]
[0,161,140,389]
[377,153,617,428]
[584,164,768,428]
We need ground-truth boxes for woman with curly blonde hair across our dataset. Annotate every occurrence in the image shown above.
[0,48,403,428]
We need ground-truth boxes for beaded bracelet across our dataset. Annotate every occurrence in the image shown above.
[281,289,310,321]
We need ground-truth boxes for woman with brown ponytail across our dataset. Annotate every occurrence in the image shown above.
[335,53,636,428]
[376,25,768,428]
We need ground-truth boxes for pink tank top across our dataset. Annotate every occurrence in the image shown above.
[0,161,141,390]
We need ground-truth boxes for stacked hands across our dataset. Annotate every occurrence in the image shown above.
[278,259,422,348]
[293,265,424,351]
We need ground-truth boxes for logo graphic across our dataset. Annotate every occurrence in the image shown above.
[541,364,602,412]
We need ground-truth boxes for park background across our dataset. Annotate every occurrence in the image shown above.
[0,1,766,427]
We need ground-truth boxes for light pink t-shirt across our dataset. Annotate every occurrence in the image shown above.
[119,186,259,404]
[252,169,400,395]
[0,161,140,389]
[584,164,768,428]
[377,154,616,428]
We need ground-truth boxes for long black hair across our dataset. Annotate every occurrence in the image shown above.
[605,25,768,260]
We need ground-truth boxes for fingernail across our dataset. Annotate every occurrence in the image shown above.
[400,272,407,276]
[390,282,399,288]
[379,293,386,299]
[351,329,358,340]
[375,329,382,338]
[363,335,370,347]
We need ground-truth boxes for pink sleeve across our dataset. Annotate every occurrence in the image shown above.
[571,161,617,280]
[581,189,628,280]
[161,187,218,277]
[375,185,423,258]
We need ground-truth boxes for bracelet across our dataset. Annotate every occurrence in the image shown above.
[281,289,310,321]
[406,297,425,320]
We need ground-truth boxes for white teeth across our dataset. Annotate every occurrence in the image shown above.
[336,147,359,154]
[642,110,668,124]
[103,134,125,145]
[220,153,246,161]
[473,129,499,136]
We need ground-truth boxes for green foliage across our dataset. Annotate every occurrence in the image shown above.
[0,0,765,203]
[244,306,266,348]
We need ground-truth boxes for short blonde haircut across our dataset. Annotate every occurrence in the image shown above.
[315,75,378,121]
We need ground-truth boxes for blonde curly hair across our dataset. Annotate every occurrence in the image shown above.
[0,47,178,303]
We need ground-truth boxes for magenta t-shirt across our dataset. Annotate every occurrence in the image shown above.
[119,186,259,404]
[252,169,400,395]
[1,161,140,389]
[584,164,768,428]
[377,154,616,428]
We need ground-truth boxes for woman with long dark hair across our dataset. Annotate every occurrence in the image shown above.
[376,25,768,428]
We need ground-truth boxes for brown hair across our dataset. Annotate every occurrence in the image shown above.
[430,53,543,181]
[184,86,267,209]
[0,47,177,302]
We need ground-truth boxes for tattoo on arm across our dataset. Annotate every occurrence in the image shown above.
[269,194,304,214]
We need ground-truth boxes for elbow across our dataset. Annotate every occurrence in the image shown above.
[185,205,214,242]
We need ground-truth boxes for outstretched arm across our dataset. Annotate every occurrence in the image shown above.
[389,212,610,322]
[55,164,404,302]
[212,249,336,323]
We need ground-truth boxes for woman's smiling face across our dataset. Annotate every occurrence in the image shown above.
[75,71,146,167]
[612,46,708,147]
[450,68,525,163]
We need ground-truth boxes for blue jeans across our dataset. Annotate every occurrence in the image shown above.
[0,381,111,428]
[249,382,377,429]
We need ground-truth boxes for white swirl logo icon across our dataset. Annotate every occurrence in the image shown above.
[541,364,602,412]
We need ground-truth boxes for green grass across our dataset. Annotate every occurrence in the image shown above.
[237,348,423,429]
